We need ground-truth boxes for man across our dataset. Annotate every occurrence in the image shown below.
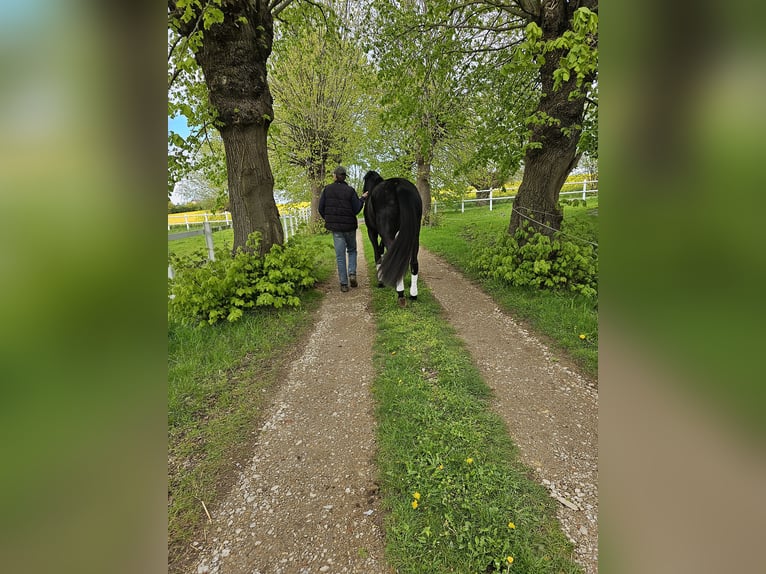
[318,166,368,292]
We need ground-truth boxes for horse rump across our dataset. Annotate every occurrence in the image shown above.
[363,172,422,287]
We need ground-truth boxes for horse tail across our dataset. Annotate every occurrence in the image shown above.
[379,181,422,287]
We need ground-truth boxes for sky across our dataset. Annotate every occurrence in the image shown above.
[168,115,191,203]
[168,115,191,138]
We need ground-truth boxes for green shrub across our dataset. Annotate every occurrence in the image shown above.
[473,222,597,297]
[168,232,319,324]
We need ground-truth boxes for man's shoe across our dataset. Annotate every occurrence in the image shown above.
[340,284,349,292]
[349,274,358,288]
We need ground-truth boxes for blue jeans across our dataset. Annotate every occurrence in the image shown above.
[332,230,357,285]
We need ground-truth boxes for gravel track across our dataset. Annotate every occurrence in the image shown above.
[188,232,597,574]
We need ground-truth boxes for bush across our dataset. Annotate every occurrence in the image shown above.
[168,232,319,324]
[472,222,597,297]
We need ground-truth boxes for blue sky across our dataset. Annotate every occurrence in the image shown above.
[168,115,191,138]
[168,116,191,204]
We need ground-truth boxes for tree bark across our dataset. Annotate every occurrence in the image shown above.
[508,0,595,238]
[175,0,284,255]
[308,162,326,225]
[415,152,432,225]
[221,123,283,253]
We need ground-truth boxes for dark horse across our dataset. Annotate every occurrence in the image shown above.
[362,170,422,307]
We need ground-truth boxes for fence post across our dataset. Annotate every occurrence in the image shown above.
[168,265,174,280]
[461,198,465,213]
[184,214,190,230]
[489,189,493,211]
[582,180,587,201]
[282,216,288,240]
[204,221,215,261]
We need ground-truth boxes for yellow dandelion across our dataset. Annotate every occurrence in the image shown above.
[465,457,473,465]
[413,492,421,500]
[437,464,444,470]
[507,556,514,564]
[391,351,397,355]
[508,521,516,529]
[411,500,418,509]
[579,334,586,340]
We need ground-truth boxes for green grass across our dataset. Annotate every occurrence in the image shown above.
[168,214,595,572]
[363,240,582,574]
[168,227,234,260]
[421,200,598,377]
[167,232,335,573]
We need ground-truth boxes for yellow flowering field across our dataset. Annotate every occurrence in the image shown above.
[168,202,311,227]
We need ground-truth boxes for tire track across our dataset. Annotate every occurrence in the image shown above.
[418,247,599,574]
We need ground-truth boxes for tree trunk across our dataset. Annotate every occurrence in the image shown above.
[415,152,432,225]
[221,123,283,253]
[308,162,326,225]
[508,0,593,238]
[188,1,283,255]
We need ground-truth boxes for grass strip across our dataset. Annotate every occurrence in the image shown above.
[421,201,598,377]
[365,242,582,573]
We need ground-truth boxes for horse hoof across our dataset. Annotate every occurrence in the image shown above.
[397,297,406,308]
[377,282,385,288]
[409,295,417,301]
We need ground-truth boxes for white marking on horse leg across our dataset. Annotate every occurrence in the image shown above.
[396,277,405,292]
[409,273,418,298]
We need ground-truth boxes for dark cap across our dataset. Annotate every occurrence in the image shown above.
[333,165,347,176]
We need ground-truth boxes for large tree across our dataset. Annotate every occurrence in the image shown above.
[506,1,598,236]
[419,0,598,236]
[268,16,373,222]
[168,0,296,255]
[367,0,473,223]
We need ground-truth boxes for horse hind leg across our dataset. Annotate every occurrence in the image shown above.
[372,237,385,288]
[409,255,419,301]
[409,273,418,300]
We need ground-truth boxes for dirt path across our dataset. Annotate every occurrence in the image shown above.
[192,231,389,574]
[189,238,598,574]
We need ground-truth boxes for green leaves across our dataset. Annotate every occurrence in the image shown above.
[168,233,320,324]
[202,6,225,29]
[517,8,598,93]
[472,222,597,298]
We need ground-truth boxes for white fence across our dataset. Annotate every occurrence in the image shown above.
[167,211,232,230]
[446,179,598,213]
[168,207,311,279]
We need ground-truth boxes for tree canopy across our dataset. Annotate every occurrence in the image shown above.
[167,0,598,245]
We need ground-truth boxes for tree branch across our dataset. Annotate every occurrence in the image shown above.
[270,0,295,17]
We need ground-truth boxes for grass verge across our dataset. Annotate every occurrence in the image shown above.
[168,227,234,259]
[167,232,334,573]
[364,240,582,573]
[421,201,598,377]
